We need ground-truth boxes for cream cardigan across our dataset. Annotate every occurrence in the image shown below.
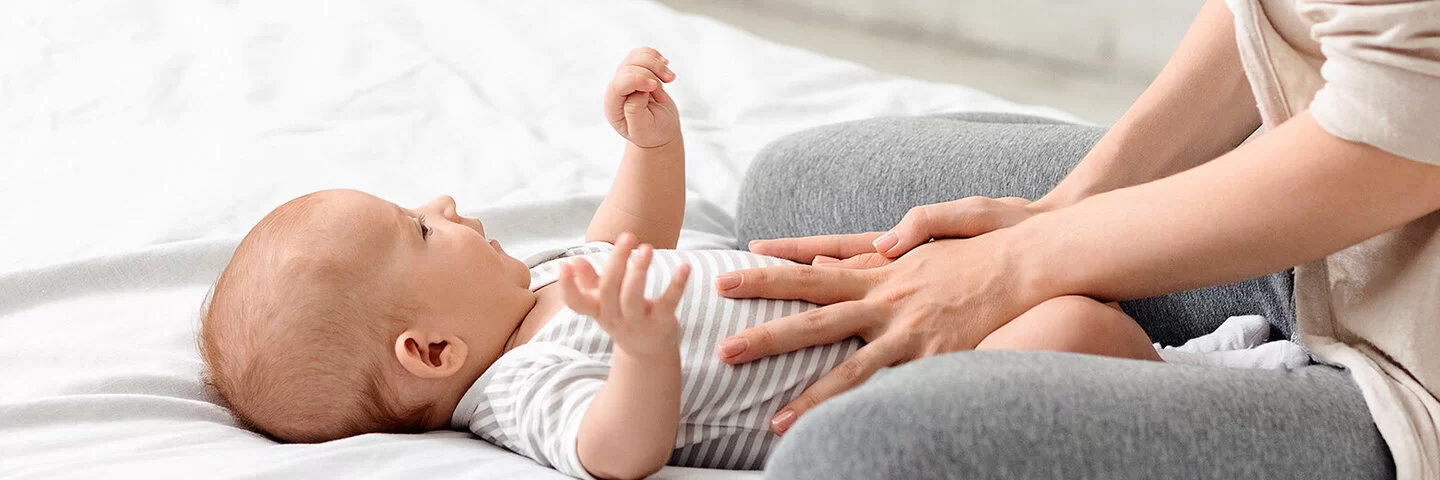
[1227,0,1440,477]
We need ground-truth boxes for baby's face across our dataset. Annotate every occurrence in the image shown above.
[319,190,533,363]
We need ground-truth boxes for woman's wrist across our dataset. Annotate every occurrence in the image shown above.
[993,212,1071,309]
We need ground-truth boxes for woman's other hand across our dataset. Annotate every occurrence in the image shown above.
[749,195,1045,265]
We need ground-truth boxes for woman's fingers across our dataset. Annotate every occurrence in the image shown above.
[716,301,877,365]
[715,264,874,305]
[769,337,906,435]
[621,244,653,317]
[747,233,884,264]
[877,197,1035,257]
[600,234,637,317]
[814,252,893,270]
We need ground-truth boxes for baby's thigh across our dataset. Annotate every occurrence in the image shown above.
[977,295,1160,361]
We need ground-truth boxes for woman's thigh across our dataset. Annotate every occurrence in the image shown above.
[764,351,1393,480]
[735,113,1294,346]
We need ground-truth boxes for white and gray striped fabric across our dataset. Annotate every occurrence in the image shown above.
[451,243,861,478]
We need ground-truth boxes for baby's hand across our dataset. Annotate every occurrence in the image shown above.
[605,47,680,149]
[559,233,691,357]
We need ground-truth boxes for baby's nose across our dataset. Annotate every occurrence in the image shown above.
[423,195,460,222]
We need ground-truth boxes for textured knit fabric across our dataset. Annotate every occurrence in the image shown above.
[1228,1,1440,476]
[451,243,861,477]
[735,113,1393,478]
[765,351,1393,480]
[734,112,1298,347]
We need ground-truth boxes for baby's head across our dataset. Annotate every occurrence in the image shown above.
[199,189,535,442]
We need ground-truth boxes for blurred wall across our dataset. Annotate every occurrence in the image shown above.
[737,0,1202,80]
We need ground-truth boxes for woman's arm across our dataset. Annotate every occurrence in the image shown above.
[1035,0,1259,209]
[1018,111,1440,303]
[750,0,1259,262]
[716,112,1440,433]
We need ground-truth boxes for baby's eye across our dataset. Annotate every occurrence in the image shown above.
[418,215,433,239]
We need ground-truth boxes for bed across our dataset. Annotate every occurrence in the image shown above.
[0,1,1075,478]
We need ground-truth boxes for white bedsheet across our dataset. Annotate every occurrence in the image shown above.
[0,1,1074,478]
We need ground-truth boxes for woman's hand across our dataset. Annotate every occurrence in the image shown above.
[717,234,1042,434]
[749,196,1044,266]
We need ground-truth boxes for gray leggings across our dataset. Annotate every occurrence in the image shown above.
[736,113,1393,478]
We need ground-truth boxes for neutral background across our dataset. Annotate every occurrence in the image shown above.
[659,0,1204,124]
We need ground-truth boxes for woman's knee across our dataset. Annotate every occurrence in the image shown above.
[980,295,1159,360]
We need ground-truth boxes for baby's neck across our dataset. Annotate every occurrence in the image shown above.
[502,283,567,354]
[433,289,557,430]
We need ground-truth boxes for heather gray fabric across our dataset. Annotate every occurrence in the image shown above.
[736,113,1391,478]
[764,351,1393,479]
[735,112,1295,347]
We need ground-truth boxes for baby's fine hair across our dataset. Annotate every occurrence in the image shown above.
[199,191,429,443]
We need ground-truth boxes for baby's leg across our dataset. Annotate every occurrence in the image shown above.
[977,295,1162,361]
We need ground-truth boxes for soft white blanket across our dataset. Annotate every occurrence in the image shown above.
[0,0,1071,478]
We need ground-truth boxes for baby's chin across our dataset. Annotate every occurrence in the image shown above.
[483,238,529,287]
[508,255,531,288]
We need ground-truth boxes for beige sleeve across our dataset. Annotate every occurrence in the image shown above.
[1303,0,1440,165]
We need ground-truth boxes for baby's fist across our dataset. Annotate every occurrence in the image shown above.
[605,47,680,149]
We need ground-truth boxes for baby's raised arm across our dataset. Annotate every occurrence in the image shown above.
[586,47,686,249]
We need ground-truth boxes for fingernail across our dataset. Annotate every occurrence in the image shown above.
[813,255,838,265]
[716,273,740,290]
[747,240,763,251]
[872,231,898,252]
[718,337,748,358]
[771,409,796,434]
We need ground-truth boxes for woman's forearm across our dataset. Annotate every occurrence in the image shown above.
[1013,112,1440,305]
[1038,0,1260,210]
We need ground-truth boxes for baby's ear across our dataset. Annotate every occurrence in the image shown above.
[394,329,468,379]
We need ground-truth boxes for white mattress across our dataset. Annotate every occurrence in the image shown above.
[0,1,1074,478]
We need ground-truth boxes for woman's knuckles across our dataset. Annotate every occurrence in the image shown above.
[835,356,872,384]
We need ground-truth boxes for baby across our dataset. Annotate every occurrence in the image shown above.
[199,48,1163,479]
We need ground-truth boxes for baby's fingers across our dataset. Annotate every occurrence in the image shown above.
[651,85,672,106]
[621,245,654,317]
[559,263,599,317]
[619,65,663,93]
[658,263,691,311]
[600,234,637,316]
[620,46,676,82]
[570,258,601,291]
[606,70,658,103]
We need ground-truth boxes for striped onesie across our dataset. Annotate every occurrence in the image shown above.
[451,242,861,477]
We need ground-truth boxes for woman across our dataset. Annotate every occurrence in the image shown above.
[720,0,1439,478]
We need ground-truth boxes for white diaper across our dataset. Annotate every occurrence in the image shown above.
[1153,315,1312,369]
